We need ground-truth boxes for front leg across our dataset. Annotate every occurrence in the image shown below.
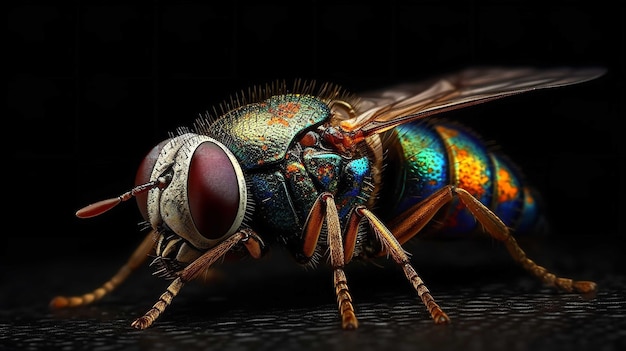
[131,229,265,329]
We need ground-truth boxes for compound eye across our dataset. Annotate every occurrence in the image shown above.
[134,140,169,221]
[188,142,244,240]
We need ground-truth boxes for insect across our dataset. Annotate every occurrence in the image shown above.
[50,67,604,330]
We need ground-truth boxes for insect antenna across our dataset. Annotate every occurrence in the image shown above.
[75,176,171,219]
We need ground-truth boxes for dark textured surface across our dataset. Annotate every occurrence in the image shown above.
[2,239,624,351]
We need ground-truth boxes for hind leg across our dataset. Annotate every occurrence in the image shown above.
[386,185,597,294]
[453,187,596,293]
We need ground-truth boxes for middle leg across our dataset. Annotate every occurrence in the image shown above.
[351,206,450,324]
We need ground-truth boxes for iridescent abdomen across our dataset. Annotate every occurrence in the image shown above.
[379,121,539,236]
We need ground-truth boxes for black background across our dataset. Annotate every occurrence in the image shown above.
[4,1,625,351]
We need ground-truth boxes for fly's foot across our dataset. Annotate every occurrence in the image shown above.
[433,311,451,324]
[341,308,359,330]
[49,296,71,308]
[573,280,597,294]
[427,299,451,324]
[573,280,598,300]
[554,277,598,297]
[130,306,163,330]
[131,316,154,330]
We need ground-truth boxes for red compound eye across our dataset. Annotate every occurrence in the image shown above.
[187,141,241,239]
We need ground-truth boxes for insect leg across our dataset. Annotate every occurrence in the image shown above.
[386,185,597,295]
[130,228,263,329]
[301,191,325,259]
[386,186,456,246]
[321,193,359,330]
[50,229,156,309]
[302,192,358,329]
[453,187,597,294]
[357,206,451,324]
[342,207,362,264]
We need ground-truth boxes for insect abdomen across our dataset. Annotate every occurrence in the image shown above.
[379,121,540,236]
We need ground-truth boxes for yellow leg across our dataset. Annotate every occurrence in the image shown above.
[50,230,156,308]
[454,187,597,294]
[357,206,450,324]
[385,185,597,295]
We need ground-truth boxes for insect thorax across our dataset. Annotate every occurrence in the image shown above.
[245,130,381,261]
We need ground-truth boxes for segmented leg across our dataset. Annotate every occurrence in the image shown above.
[323,194,358,330]
[301,192,358,329]
[387,186,454,246]
[454,187,597,294]
[131,229,263,329]
[356,207,450,324]
[388,185,597,295]
[50,230,156,308]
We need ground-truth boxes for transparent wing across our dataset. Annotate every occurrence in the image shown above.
[340,66,606,135]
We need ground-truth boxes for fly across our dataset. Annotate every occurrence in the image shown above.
[50,66,605,330]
